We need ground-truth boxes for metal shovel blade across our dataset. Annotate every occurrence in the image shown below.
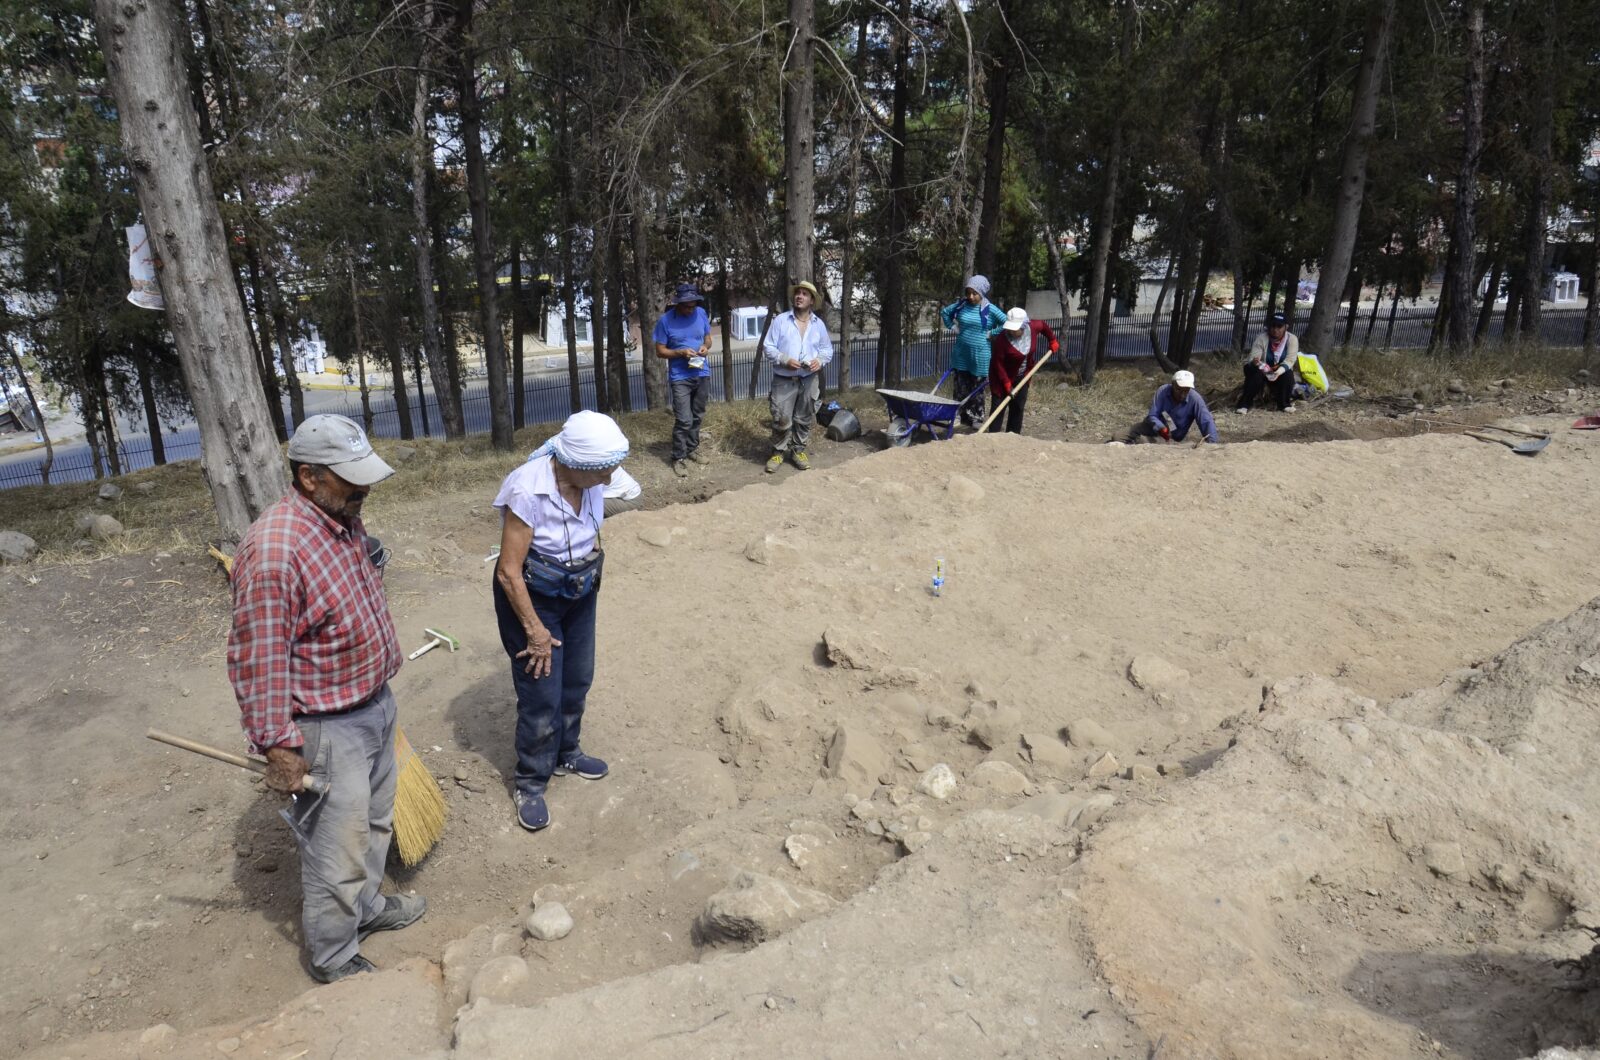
[1466,430,1550,456]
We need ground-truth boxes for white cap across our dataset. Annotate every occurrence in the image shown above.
[1172,370,1195,389]
[1002,307,1029,332]
[286,414,394,486]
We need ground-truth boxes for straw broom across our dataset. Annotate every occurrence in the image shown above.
[210,544,445,866]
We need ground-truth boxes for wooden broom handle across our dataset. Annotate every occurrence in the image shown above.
[978,345,1059,432]
[147,728,327,795]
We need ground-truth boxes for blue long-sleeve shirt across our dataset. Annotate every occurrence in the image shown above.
[1147,384,1218,443]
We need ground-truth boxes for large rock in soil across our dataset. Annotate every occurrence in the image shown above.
[0,530,37,564]
[824,724,888,790]
[694,870,834,945]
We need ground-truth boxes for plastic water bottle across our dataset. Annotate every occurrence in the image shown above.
[932,557,945,597]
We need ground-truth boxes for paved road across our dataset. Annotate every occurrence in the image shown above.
[2,306,1588,489]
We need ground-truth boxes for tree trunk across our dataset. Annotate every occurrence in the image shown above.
[513,242,530,423]
[429,173,463,407]
[607,227,631,412]
[409,9,463,438]
[1081,135,1122,381]
[1364,281,1383,345]
[1384,284,1401,346]
[260,252,304,427]
[1585,195,1600,364]
[973,48,1008,279]
[718,256,735,399]
[1303,0,1397,355]
[136,344,166,464]
[586,234,607,414]
[1179,233,1217,364]
[1444,0,1486,352]
[838,16,865,394]
[630,198,666,409]
[1502,267,1522,336]
[241,238,288,441]
[94,0,286,538]
[875,0,912,389]
[7,345,52,482]
[454,2,513,449]
[1516,1,1557,339]
[1042,220,1072,365]
[1146,253,1179,373]
[348,264,374,434]
[1476,254,1503,340]
[1343,271,1361,345]
[382,317,414,440]
[412,346,430,436]
[783,0,817,289]
[961,162,985,285]
[94,359,123,476]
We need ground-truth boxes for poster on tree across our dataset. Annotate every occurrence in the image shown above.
[125,224,164,310]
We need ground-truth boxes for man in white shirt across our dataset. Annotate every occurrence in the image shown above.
[761,280,834,473]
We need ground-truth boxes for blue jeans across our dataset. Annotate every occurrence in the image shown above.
[493,577,597,797]
[286,684,397,974]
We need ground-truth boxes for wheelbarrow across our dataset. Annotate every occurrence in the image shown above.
[878,370,987,447]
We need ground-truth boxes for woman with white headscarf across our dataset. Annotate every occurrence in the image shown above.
[492,411,629,832]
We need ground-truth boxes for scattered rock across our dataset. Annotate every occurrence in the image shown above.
[524,902,574,941]
[1065,718,1114,750]
[139,1024,177,1048]
[946,474,985,504]
[134,481,157,494]
[469,955,530,1003]
[1127,764,1160,783]
[784,833,824,869]
[744,533,802,565]
[695,870,835,945]
[1446,379,1467,396]
[824,725,889,790]
[1022,731,1076,774]
[901,743,936,773]
[0,530,38,564]
[1157,761,1184,778]
[964,700,1022,751]
[87,514,124,541]
[901,831,933,854]
[97,482,123,502]
[1128,654,1189,693]
[638,526,675,548]
[1087,751,1120,779]
[393,445,418,462]
[1504,741,1538,757]
[215,1036,240,1054]
[1423,842,1466,878]
[968,760,1031,796]
[823,627,885,670]
[1012,791,1116,831]
[917,763,958,800]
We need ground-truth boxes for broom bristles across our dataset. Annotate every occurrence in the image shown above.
[392,727,445,866]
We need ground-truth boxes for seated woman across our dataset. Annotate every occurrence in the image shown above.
[492,411,629,833]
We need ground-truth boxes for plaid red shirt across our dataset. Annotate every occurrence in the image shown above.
[227,491,401,751]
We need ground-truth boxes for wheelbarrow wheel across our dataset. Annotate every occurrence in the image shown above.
[887,416,915,448]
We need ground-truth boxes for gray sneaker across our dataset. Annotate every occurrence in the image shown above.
[673,459,689,478]
[358,893,428,939]
[312,953,376,984]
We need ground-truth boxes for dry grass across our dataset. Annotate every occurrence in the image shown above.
[4,343,1587,567]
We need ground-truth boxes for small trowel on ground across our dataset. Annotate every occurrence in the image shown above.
[408,627,459,660]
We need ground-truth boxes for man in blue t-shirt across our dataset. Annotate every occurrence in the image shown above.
[652,283,714,475]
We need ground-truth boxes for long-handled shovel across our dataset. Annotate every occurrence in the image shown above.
[147,728,329,794]
[1465,430,1551,456]
[977,345,1060,433]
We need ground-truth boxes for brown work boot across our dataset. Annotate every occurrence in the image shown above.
[688,449,711,465]
[672,459,689,478]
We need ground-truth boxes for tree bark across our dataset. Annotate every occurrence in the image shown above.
[973,49,1008,279]
[608,227,631,412]
[429,170,463,407]
[348,263,374,434]
[1081,0,1134,383]
[240,237,287,441]
[1516,0,1557,339]
[880,0,912,389]
[838,16,866,394]
[409,6,463,438]
[1146,253,1179,373]
[135,343,166,464]
[1476,253,1503,340]
[1043,220,1073,367]
[783,0,817,290]
[1444,0,1486,352]
[7,345,52,482]
[586,234,607,414]
[718,256,735,399]
[94,0,285,538]
[260,250,304,427]
[513,242,530,423]
[1303,0,1397,355]
[1586,190,1600,364]
[454,0,513,449]
[382,312,414,440]
[630,197,665,409]
[412,346,430,436]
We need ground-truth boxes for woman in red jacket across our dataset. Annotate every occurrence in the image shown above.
[986,308,1059,434]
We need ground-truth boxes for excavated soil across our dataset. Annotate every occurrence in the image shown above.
[6,412,1600,1059]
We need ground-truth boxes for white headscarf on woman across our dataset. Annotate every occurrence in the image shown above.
[964,274,993,312]
[527,410,630,471]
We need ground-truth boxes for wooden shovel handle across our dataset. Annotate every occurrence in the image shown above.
[978,346,1059,432]
[146,729,327,795]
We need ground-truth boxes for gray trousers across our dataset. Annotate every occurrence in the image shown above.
[670,377,709,460]
[769,372,820,453]
[286,684,397,974]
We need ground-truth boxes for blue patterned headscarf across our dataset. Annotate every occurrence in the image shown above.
[527,411,630,470]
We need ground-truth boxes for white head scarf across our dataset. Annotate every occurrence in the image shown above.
[527,411,630,471]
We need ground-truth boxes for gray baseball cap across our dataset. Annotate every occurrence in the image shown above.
[286,415,394,486]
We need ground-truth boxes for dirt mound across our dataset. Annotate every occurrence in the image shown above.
[10,424,1600,1058]
[1081,599,1600,1059]
[1256,419,1358,442]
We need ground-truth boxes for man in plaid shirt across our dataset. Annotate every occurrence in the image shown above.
[227,414,426,983]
